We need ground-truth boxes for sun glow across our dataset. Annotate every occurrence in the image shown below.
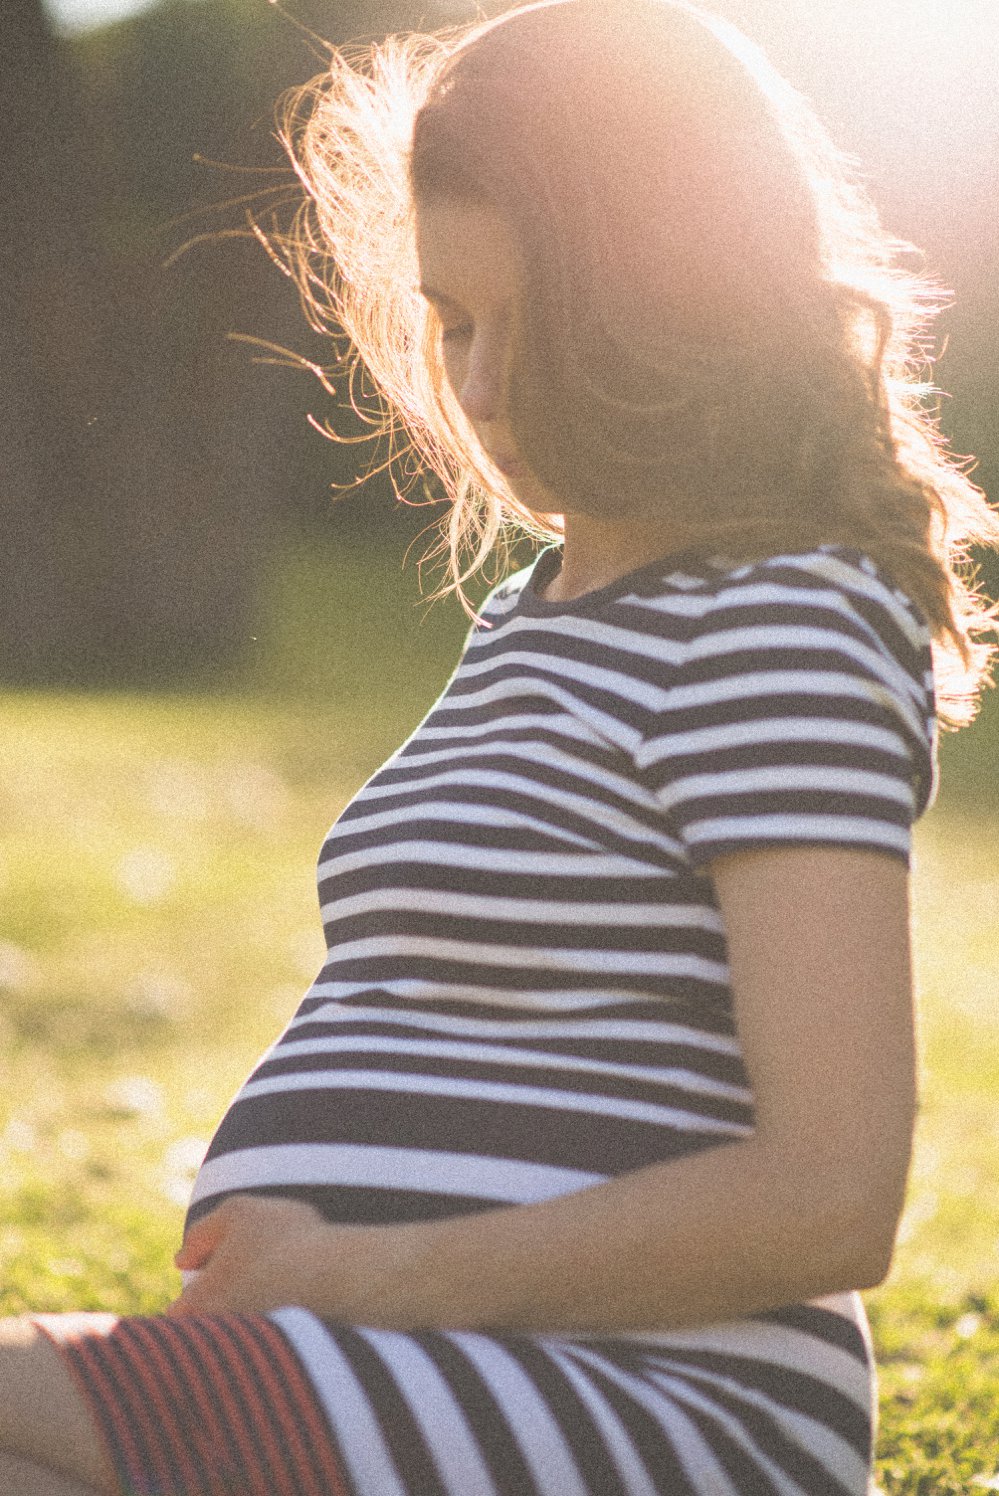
[43,0,204,35]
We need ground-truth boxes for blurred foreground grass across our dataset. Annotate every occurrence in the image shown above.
[1,540,998,1493]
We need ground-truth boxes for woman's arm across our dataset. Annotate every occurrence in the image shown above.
[173,844,917,1333]
[405,843,917,1333]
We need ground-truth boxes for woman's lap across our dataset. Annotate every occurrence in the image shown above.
[25,1307,875,1496]
[31,1310,347,1496]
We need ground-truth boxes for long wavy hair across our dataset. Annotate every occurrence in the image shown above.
[267,0,999,726]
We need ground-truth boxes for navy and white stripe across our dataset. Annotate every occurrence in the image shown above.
[182,542,934,1492]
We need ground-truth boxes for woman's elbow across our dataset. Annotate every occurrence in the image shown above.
[852,1201,907,1289]
[801,1113,916,1293]
[797,1203,901,1296]
[860,1142,915,1287]
[788,1155,912,1294]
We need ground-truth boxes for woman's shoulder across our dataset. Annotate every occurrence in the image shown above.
[637,543,939,833]
[688,543,938,794]
[687,543,933,670]
[696,541,920,611]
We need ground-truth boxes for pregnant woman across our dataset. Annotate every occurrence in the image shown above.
[3,1,997,1492]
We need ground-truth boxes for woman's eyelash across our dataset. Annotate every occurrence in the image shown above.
[442,324,473,343]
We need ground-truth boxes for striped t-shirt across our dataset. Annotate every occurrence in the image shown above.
[173,542,936,1494]
[188,540,936,1233]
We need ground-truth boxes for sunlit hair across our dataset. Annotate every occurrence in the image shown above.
[269,0,999,726]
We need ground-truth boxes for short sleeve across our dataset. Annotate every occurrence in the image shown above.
[635,551,938,868]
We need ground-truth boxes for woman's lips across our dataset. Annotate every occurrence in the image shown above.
[494,456,522,477]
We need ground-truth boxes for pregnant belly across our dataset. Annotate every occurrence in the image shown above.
[184,1029,754,1233]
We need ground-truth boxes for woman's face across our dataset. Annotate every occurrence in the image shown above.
[415,195,533,484]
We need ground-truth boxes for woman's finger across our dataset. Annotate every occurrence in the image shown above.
[174,1203,232,1269]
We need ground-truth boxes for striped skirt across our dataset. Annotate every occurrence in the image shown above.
[33,1290,876,1495]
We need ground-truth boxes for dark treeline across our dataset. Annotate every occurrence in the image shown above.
[1,0,996,687]
[1,0,470,686]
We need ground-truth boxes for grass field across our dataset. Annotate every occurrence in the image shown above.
[1,668,998,1493]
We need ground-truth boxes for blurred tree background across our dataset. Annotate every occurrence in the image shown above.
[2,0,997,720]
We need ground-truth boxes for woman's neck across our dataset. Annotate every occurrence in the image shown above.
[540,511,702,603]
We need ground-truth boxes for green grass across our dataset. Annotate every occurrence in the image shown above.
[1,660,998,1490]
[869,810,999,1494]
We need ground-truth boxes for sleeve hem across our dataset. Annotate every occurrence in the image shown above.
[688,836,911,870]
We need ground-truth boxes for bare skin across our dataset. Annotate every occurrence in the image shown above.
[0,1452,101,1496]
[0,1318,114,1493]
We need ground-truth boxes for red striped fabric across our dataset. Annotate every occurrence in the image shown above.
[32,1312,351,1496]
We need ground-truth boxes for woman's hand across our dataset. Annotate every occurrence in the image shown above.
[166,1195,436,1326]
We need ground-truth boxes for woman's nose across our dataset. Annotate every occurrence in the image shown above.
[458,353,503,424]
[456,319,511,425]
[459,376,497,424]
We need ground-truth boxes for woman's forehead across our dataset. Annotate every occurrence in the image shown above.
[415,198,523,307]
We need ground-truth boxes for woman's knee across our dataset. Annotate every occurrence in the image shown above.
[0,1316,116,1493]
[0,1448,103,1495]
